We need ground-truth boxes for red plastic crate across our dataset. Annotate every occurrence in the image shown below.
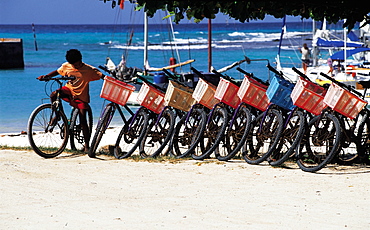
[323,83,367,119]
[137,82,166,114]
[290,77,327,115]
[100,76,135,106]
[214,78,240,109]
[192,78,220,109]
[237,76,269,111]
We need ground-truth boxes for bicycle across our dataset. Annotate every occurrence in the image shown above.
[257,65,307,166]
[138,69,195,158]
[168,69,218,158]
[296,72,370,172]
[28,76,93,158]
[88,67,149,158]
[187,69,249,161]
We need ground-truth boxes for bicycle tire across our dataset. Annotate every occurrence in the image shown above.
[242,109,284,164]
[170,108,207,158]
[28,104,69,158]
[336,110,370,163]
[88,104,114,158]
[139,108,175,158]
[357,112,370,161]
[268,110,306,166]
[69,106,93,151]
[216,106,252,161]
[192,107,228,160]
[114,108,149,159]
[296,113,341,172]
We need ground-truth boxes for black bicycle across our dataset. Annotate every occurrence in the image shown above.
[88,66,149,158]
[28,76,93,158]
[296,73,370,172]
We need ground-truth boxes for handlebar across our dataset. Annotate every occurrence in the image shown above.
[211,69,240,86]
[266,64,283,77]
[319,72,363,97]
[161,68,191,89]
[134,74,166,93]
[39,76,76,82]
[291,67,311,81]
[236,67,269,86]
[190,67,207,81]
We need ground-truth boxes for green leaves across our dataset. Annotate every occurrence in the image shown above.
[100,0,369,29]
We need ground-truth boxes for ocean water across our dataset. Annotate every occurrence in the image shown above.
[0,21,326,134]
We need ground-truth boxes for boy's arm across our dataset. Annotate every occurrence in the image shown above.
[37,70,58,80]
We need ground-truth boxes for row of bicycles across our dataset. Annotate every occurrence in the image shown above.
[28,64,370,173]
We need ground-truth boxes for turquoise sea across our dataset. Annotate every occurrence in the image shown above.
[1,20,342,134]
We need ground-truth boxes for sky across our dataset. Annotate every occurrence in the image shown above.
[0,0,305,25]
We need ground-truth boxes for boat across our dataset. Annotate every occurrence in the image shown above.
[102,4,196,104]
[276,16,370,103]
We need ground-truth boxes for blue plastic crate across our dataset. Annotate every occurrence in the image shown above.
[266,75,295,110]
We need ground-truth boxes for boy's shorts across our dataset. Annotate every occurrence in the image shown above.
[59,86,89,110]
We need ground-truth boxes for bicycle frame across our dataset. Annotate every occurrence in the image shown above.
[97,102,135,131]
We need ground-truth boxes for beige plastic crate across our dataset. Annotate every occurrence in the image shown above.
[164,80,195,111]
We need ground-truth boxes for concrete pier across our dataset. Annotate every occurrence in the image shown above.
[0,38,25,69]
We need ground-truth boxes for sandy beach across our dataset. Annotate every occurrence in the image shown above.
[1,130,370,229]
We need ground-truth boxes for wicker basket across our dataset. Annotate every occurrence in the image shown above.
[237,76,269,111]
[323,83,367,119]
[100,76,136,106]
[137,82,166,114]
[266,74,295,110]
[164,80,195,112]
[214,78,241,109]
[290,77,327,115]
[192,78,220,109]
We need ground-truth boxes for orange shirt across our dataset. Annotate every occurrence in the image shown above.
[57,62,103,103]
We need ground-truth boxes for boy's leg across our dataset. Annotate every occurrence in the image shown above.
[78,108,90,152]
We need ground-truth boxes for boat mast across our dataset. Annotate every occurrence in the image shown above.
[208,18,212,72]
[144,11,149,70]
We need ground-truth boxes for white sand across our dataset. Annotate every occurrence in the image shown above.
[1,131,370,229]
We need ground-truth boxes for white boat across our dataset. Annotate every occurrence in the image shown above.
[276,16,370,103]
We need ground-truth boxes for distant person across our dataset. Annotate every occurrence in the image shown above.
[300,43,311,74]
[37,49,105,153]
[327,57,334,76]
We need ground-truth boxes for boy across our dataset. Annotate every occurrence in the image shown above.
[38,49,104,153]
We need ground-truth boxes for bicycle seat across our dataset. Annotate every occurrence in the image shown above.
[359,80,370,88]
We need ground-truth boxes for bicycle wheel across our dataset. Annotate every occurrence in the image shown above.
[28,104,69,158]
[296,113,341,172]
[170,108,207,158]
[69,106,93,151]
[338,110,370,163]
[216,106,252,161]
[242,109,283,164]
[192,107,228,160]
[88,103,114,158]
[140,108,175,158]
[357,112,370,161]
[268,110,306,166]
[114,108,149,159]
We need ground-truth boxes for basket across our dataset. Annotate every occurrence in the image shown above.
[290,77,327,115]
[323,83,367,119]
[214,78,241,109]
[164,80,196,112]
[100,76,136,106]
[266,74,295,110]
[136,82,166,114]
[237,76,269,111]
[192,78,220,109]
